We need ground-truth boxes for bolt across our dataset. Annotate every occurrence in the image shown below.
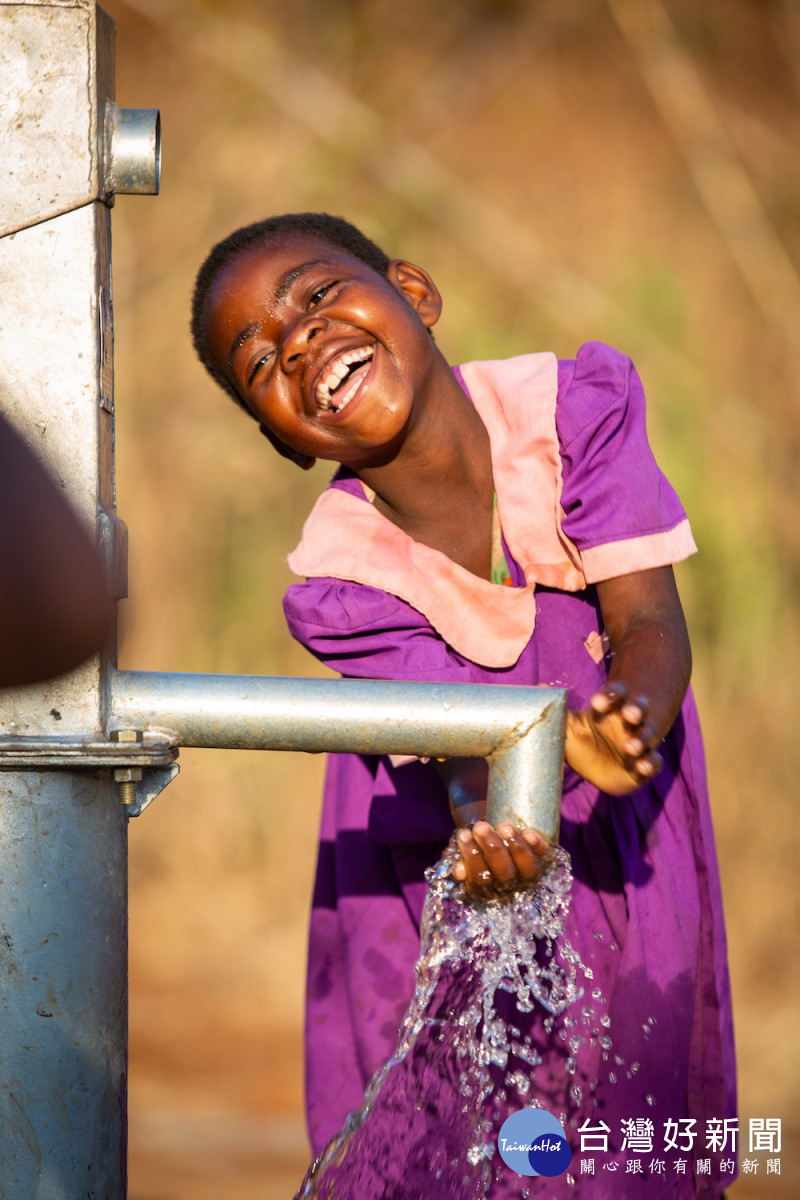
[109,728,144,745]
[110,730,143,805]
[112,765,143,806]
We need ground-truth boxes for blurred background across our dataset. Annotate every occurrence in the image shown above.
[101,1,798,1197]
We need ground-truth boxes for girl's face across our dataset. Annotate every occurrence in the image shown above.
[204,233,443,470]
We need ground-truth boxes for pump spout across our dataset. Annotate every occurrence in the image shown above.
[109,669,566,842]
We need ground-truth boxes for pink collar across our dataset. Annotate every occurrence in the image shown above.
[287,353,584,668]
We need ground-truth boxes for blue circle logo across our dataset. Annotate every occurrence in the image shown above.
[497,1108,573,1178]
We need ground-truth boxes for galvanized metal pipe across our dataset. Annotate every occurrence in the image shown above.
[0,6,161,1195]
[0,771,127,1198]
[105,104,162,195]
[110,669,567,840]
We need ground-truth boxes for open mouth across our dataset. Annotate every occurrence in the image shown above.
[315,345,374,415]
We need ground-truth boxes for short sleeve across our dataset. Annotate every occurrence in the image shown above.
[556,342,696,583]
[283,576,489,684]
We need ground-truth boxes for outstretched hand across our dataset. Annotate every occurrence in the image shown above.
[565,680,664,795]
[451,820,550,902]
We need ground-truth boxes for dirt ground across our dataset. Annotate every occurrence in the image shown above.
[128,1002,797,1200]
[128,1008,309,1200]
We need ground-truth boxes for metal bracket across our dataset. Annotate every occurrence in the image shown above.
[0,731,180,814]
[124,761,181,818]
[0,733,177,769]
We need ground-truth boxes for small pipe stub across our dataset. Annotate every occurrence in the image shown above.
[105,103,161,197]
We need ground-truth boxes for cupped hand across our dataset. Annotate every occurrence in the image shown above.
[451,820,550,901]
[566,680,663,794]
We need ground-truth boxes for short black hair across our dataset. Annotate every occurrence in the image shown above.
[191,212,391,415]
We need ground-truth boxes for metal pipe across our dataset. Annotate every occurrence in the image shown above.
[105,104,162,195]
[110,669,567,841]
[0,771,127,1199]
[0,7,159,1196]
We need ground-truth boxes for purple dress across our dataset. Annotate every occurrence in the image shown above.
[284,344,736,1197]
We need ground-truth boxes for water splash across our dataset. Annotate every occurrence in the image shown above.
[295,837,603,1199]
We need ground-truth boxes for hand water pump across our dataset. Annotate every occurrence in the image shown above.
[0,5,566,1194]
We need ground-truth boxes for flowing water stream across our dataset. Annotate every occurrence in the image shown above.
[295,838,607,1199]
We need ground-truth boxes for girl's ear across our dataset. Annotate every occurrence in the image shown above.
[259,423,316,471]
[386,259,442,330]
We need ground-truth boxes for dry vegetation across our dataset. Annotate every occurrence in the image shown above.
[97,1,800,1196]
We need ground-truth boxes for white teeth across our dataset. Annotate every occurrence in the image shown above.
[329,376,361,415]
[315,345,374,411]
[326,360,350,389]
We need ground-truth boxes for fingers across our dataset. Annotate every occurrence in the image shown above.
[632,745,663,778]
[505,825,548,883]
[590,687,661,772]
[452,821,548,900]
[592,682,651,727]
[620,704,662,776]
[622,718,655,756]
[582,686,662,787]
[590,680,628,715]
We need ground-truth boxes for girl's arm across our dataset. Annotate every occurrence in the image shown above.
[565,564,692,794]
[442,564,691,893]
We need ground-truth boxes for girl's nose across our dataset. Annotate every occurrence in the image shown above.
[280,313,325,371]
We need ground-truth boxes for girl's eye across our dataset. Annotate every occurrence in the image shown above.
[247,351,273,386]
[308,282,335,309]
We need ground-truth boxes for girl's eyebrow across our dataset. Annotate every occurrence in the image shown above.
[228,260,334,370]
[228,323,259,372]
[274,259,330,304]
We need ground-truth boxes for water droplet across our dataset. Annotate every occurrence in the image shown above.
[645,1093,656,1106]
[593,931,604,941]
[600,1014,611,1027]
[609,1071,617,1084]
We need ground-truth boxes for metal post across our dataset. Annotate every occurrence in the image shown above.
[0,4,158,1196]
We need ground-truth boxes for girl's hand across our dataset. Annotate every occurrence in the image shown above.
[564,565,692,795]
[451,821,549,902]
[565,681,663,795]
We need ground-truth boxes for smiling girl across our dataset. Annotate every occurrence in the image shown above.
[191,213,735,1198]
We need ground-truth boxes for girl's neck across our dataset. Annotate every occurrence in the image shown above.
[355,359,496,579]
